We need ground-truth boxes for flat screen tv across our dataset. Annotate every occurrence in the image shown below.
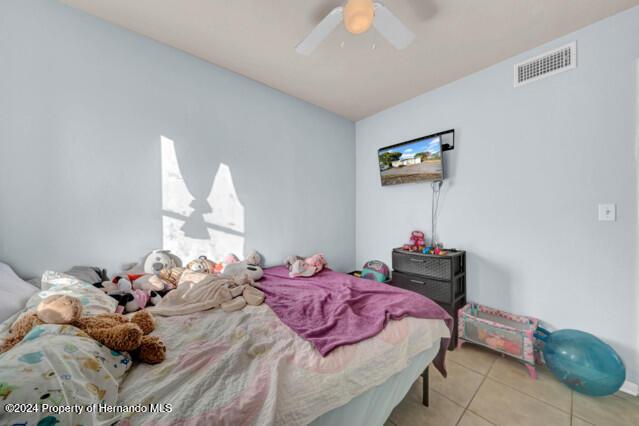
[378,130,450,186]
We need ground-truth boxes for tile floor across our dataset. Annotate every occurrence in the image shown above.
[386,344,639,426]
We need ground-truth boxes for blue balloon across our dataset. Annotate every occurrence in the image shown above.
[536,328,625,396]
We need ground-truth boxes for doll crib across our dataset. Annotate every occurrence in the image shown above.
[458,303,539,379]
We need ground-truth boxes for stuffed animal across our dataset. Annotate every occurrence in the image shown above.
[158,267,186,288]
[157,269,265,313]
[285,253,327,278]
[99,274,168,313]
[110,289,169,313]
[186,256,222,274]
[410,230,426,251]
[100,249,182,312]
[223,253,240,265]
[402,230,427,252]
[222,263,263,281]
[160,254,239,288]
[117,249,182,292]
[139,249,183,275]
[0,295,166,364]
[159,251,263,288]
[221,250,264,281]
[219,273,265,312]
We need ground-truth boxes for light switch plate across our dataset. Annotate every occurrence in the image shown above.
[598,203,616,221]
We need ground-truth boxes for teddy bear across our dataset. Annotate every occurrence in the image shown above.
[0,295,166,364]
[186,256,223,274]
[401,230,426,252]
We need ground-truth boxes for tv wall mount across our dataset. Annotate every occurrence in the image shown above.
[437,129,455,152]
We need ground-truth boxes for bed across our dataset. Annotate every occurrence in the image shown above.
[0,266,450,426]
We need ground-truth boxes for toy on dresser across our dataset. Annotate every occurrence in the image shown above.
[398,230,451,256]
[401,230,427,252]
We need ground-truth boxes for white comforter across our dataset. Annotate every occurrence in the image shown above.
[113,304,450,426]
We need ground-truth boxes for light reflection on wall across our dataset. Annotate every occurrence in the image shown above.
[161,136,244,261]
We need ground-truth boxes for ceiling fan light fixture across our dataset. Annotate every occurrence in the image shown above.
[344,0,374,34]
[295,1,414,55]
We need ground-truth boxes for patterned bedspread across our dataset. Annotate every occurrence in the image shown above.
[113,304,450,426]
[0,324,132,425]
[0,272,449,426]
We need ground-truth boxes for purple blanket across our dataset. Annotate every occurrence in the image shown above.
[257,266,453,377]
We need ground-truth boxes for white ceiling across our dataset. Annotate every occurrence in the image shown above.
[61,0,639,121]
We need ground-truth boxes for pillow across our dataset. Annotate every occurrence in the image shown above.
[26,271,116,316]
[0,263,39,323]
[64,265,108,286]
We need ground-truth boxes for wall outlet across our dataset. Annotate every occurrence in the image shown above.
[598,203,616,221]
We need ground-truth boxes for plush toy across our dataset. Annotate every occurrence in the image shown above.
[158,267,186,288]
[222,263,263,281]
[244,250,262,267]
[221,250,264,281]
[219,274,265,313]
[285,253,327,278]
[139,249,183,275]
[402,231,427,252]
[159,255,220,287]
[158,251,264,288]
[113,288,151,313]
[148,290,171,306]
[116,249,182,292]
[223,253,240,265]
[0,295,166,364]
[100,249,182,313]
[100,274,166,313]
[156,269,265,313]
[187,256,223,274]
[410,230,426,251]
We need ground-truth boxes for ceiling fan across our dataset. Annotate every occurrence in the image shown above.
[296,0,415,55]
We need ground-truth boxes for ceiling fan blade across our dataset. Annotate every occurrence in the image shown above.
[373,3,415,50]
[296,7,344,56]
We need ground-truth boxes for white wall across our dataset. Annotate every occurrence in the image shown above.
[356,8,639,382]
[0,0,355,277]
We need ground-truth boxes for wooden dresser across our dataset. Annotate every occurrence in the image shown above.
[390,248,467,349]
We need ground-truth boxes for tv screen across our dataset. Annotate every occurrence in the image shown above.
[378,132,445,186]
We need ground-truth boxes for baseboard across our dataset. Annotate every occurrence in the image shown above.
[620,380,639,396]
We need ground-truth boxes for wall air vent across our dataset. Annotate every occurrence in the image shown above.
[514,42,576,87]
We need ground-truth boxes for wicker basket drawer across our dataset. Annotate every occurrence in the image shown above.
[392,271,454,304]
[392,249,463,280]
